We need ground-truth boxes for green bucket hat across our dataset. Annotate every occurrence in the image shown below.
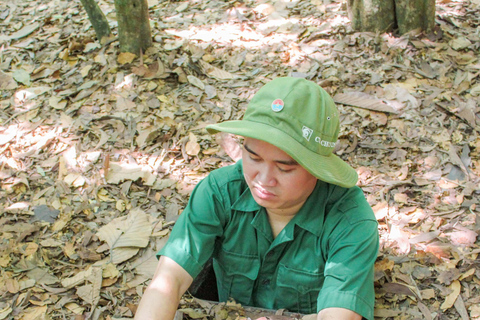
[206,77,358,188]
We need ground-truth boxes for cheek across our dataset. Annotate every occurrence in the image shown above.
[288,174,317,193]
[241,157,254,182]
[241,153,259,178]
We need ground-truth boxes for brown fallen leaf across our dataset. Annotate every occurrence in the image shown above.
[0,22,40,41]
[17,305,48,320]
[441,280,461,310]
[6,278,20,294]
[117,52,137,64]
[417,302,433,320]
[96,208,152,264]
[378,282,417,297]
[446,227,478,247]
[186,133,201,156]
[454,295,469,320]
[374,257,395,272]
[334,92,399,114]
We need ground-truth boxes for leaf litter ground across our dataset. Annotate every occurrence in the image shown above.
[1,0,480,319]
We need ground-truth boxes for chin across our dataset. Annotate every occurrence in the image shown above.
[252,196,274,207]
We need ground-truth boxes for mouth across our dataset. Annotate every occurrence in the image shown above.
[252,186,276,199]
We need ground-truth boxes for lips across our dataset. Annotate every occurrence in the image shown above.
[252,186,276,199]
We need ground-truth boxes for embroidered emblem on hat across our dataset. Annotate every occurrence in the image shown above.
[271,99,284,112]
[302,126,313,141]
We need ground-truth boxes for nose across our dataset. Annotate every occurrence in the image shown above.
[256,165,277,187]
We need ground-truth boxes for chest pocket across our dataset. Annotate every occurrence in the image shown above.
[214,248,260,306]
[276,263,324,314]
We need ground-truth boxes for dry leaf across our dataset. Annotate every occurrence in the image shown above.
[96,208,152,264]
[13,69,31,86]
[64,173,86,187]
[175,2,188,12]
[186,132,201,156]
[49,96,67,110]
[199,60,235,80]
[80,65,93,77]
[18,306,47,320]
[132,64,148,76]
[76,266,102,305]
[187,75,205,90]
[470,305,480,318]
[0,306,13,320]
[0,71,18,89]
[375,258,395,272]
[164,39,184,50]
[446,227,478,247]
[459,268,476,280]
[450,37,472,50]
[417,302,433,320]
[25,267,58,285]
[6,278,20,294]
[454,295,469,320]
[117,52,137,64]
[130,248,162,278]
[394,193,409,204]
[334,92,399,113]
[0,22,40,41]
[2,2,480,319]
[106,162,156,186]
[64,303,84,315]
[179,308,207,319]
[4,202,30,214]
[409,231,440,244]
[102,263,120,279]
[14,86,52,101]
[389,225,411,254]
[441,280,461,310]
[370,111,388,125]
[61,266,94,288]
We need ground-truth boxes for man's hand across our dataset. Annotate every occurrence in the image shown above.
[254,307,361,320]
[255,316,297,320]
[317,308,362,320]
[134,256,193,320]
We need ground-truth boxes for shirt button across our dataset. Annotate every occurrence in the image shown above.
[262,279,271,286]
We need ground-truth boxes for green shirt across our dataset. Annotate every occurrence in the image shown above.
[158,160,379,319]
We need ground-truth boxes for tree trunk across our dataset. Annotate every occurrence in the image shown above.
[396,0,436,34]
[347,0,436,35]
[80,0,112,44]
[114,0,152,55]
[347,0,396,33]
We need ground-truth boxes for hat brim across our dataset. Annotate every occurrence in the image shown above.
[206,120,358,188]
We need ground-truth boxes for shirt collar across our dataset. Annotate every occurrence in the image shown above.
[231,180,327,237]
[231,187,261,212]
[288,180,327,237]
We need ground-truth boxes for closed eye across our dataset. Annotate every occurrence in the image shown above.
[249,155,261,162]
[277,165,295,173]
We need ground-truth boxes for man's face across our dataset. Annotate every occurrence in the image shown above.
[242,137,318,217]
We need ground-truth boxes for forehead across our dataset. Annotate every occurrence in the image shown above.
[243,137,295,161]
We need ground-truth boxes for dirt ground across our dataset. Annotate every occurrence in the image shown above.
[1,0,480,319]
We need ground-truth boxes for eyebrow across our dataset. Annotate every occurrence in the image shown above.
[243,143,299,166]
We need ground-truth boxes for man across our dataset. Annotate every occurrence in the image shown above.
[134,77,379,320]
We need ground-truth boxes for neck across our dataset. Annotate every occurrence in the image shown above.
[266,202,305,238]
[266,199,305,219]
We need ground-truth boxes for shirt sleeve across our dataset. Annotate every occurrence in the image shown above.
[157,174,228,278]
[317,189,379,320]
